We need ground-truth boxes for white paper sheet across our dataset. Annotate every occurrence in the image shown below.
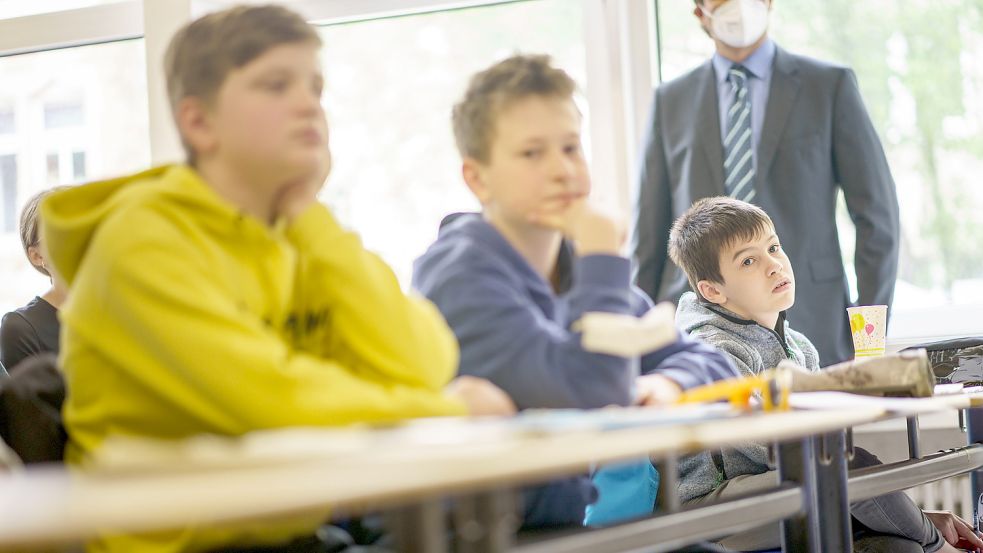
[577,301,677,357]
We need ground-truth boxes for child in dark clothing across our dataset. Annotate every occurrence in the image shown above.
[1,188,67,373]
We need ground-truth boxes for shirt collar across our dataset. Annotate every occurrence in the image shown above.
[712,37,776,84]
[697,296,788,332]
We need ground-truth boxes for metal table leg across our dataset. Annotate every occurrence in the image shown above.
[777,437,819,553]
[966,406,983,532]
[655,452,680,513]
[453,489,518,553]
[812,430,852,553]
[386,499,448,553]
[907,416,922,459]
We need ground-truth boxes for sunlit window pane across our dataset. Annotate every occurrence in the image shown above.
[0,111,13,134]
[72,151,86,180]
[0,39,150,315]
[45,153,59,185]
[44,102,84,129]
[0,155,15,233]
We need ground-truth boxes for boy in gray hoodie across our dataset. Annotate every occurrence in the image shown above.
[667,197,979,553]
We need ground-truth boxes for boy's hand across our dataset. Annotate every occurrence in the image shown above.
[923,510,983,551]
[529,198,625,256]
[445,376,517,416]
[635,374,683,407]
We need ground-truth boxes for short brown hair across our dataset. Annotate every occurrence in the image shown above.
[668,197,774,295]
[20,187,67,276]
[452,54,577,163]
[164,5,321,163]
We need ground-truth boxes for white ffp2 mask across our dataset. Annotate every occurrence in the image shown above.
[702,0,770,49]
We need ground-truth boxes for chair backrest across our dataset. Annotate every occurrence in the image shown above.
[0,353,66,463]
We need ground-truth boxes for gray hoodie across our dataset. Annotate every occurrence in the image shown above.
[674,291,821,502]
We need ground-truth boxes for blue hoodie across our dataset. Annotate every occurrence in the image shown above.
[413,214,736,526]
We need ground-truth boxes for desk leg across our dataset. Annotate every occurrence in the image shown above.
[967,407,983,532]
[387,499,448,553]
[813,431,852,553]
[777,437,819,553]
[907,416,921,459]
[452,489,518,553]
[655,452,680,513]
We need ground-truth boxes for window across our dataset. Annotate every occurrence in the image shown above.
[0,110,13,134]
[0,154,15,233]
[45,153,59,185]
[72,151,86,180]
[316,0,586,286]
[656,0,983,341]
[0,0,607,312]
[44,102,84,129]
[0,38,150,315]
[45,150,90,185]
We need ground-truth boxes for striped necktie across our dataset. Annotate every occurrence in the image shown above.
[723,65,756,203]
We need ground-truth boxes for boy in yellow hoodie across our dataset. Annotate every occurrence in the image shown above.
[40,5,513,552]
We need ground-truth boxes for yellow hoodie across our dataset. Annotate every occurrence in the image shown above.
[41,165,466,552]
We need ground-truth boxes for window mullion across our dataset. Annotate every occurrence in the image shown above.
[143,0,191,164]
[582,0,655,223]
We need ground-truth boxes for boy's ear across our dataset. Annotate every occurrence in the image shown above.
[176,96,217,158]
[461,157,491,205]
[697,280,727,305]
[27,245,46,273]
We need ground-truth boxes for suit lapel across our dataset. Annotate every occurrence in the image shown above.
[757,46,801,181]
[695,62,726,195]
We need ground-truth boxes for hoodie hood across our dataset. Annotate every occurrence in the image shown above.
[413,213,558,305]
[676,291,820,371]
[416,212,577,292]
[676,290,781,337]
[40,165,252,287]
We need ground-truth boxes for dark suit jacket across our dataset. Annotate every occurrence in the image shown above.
[633,44,899,365]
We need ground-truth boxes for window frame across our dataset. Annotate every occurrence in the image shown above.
[0,1,142,56]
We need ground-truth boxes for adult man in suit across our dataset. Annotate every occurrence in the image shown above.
[633,0,899,365]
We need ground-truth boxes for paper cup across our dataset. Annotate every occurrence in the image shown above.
[847,305,887,358]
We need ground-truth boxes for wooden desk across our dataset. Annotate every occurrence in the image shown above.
[0,405,886,550]
[6,392,983,552]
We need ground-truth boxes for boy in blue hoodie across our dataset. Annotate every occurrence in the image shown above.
[413,54,737,529]
[668,196,980,553]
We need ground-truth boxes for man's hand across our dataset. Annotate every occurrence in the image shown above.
[445,376,517,417]
[635,374,683,407]
[924,510,983,552]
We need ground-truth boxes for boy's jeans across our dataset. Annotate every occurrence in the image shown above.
[682,447,944,552]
